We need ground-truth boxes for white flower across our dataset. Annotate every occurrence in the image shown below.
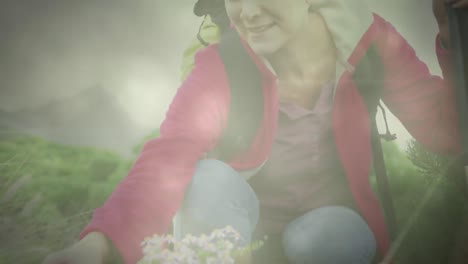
[138,226,265,264]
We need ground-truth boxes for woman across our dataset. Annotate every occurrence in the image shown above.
[44,0,467,263]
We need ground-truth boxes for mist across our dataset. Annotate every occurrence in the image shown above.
[1,0,199,122]
[0,0,442,155]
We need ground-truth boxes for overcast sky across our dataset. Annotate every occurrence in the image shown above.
[0,0,442,150]
[0,0,199,129]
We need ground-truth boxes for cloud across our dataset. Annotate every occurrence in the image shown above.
[0,0,200,112]
[0,0,444,152]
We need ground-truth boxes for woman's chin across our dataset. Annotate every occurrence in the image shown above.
[248,40,281,56]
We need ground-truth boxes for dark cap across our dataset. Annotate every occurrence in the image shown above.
[193,0,230,30]
[193,0,209,16]
[193,0,224,17]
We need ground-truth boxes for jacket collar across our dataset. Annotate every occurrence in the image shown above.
[234,0,375,83]
[315,0,374,68]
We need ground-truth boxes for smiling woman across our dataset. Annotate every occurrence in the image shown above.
[42,0,468,264]
[225,0,316,56]
[171,1,464,263]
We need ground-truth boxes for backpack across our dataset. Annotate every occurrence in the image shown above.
[211,28,399,242]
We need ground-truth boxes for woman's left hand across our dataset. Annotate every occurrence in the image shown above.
[433,0,468,47]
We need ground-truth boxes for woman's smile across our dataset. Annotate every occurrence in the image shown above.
[225,0,313,55]
[246,22,275,34]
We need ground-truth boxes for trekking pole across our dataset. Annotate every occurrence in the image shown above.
[448,4,468,195]
[447,5,468,264]
[382,7,468,264]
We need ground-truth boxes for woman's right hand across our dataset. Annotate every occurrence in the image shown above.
[42,232,110,264]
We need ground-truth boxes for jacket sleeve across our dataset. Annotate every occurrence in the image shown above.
[80,45,228,264]
[374,15,462,155]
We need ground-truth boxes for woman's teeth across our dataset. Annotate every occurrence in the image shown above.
[249,24,273,33]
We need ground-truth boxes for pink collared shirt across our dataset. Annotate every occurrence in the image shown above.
[249,81,357,235]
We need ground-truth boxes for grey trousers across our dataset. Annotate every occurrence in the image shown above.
[173,159,376,264]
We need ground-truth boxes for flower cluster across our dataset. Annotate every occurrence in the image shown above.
[138,225,265,264]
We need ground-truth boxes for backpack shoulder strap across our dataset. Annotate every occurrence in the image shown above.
[353,43,398,241]
[212,29,264,161]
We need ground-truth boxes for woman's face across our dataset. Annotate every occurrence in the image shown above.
[224,0,310,56]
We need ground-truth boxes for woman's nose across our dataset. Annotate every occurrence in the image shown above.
[240,0,263,21]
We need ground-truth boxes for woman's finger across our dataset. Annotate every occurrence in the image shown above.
[42,251,67,264]
[452,0,468,8]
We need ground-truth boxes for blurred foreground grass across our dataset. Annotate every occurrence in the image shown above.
[0,132,466,263]
[0,133,133,263]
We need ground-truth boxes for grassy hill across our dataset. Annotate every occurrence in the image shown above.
[0,133,132,263]
[0,131,465,263]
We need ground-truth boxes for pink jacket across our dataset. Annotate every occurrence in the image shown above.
[81,14,461,263]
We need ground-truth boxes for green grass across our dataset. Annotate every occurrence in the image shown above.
[0,133,132,263]
[0,132,465,263]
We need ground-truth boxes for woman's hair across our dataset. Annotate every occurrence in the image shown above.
[193,0,230,31]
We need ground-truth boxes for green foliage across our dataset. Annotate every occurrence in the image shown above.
[0,133,130,263]
[379,139,466,264]
[1,130,465,264]
[406,139,453,183]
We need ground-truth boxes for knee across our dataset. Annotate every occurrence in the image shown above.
[282,206,376,264]
[185,159,256,206]
[181,159,259,228]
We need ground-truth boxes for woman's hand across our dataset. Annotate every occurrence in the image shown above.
[433,0,468,47]
[42,232,110,264]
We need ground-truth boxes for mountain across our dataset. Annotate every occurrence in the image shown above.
[0,86,152,157]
